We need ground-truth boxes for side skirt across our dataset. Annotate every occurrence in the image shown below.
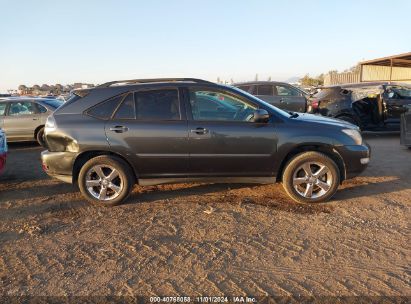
[138,176,277,186]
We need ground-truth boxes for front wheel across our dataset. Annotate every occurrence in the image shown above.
[78,155,135,206]
[282,152,340,203]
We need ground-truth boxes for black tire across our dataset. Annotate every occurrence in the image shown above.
[282,151,340,204]
[78,155,135,206]
[337,115,360,128]
[36,127,46,147]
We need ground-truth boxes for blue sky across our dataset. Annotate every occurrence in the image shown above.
[0,0,410,91]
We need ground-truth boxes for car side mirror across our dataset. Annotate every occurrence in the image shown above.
[253,109,270,123]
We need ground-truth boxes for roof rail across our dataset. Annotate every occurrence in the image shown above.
[98,78,214,88]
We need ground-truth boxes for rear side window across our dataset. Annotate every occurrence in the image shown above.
[257,85,273,96]
[37,104,48,113]
[114,93,136,119]
[86,94,124,120]
[135,89,180,120]
[237,85,251,93]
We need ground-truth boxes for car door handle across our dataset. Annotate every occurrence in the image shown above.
[279,98,284,103]
[33,118,39,120]
[190,127,209,135]
[109,126,129,133]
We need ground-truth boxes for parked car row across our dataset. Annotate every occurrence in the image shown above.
[40,78,370,206]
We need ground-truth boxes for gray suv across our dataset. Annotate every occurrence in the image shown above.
[0,98,63,146]
[234,81,308,112]
[41,78,370,206]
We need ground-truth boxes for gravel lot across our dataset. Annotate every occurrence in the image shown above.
[0,134,410,298]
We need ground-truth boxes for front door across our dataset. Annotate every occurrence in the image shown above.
[384,86,411,123]
[185,87,278,177]
[105,88,189,178]
[275,84,307,112]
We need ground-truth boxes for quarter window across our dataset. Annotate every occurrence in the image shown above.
[135,89,180,120]
[189,89,256,122]
[114,94,136,119]
[86,94,124,119]
[9,102,36,116]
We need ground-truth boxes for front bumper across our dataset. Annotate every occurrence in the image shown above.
[41,150,77,184]
[335,142,371,179]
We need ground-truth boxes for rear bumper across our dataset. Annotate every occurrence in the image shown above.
[41,150,77,184]
[335,143,371,179]
[0,152,6,174]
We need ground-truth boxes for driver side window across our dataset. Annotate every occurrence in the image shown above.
[189,89,256,122]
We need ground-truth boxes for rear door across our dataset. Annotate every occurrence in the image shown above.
[275,84,306,112]
[105,88,189,178]
[254,84,280,106]
[3,101,40,139]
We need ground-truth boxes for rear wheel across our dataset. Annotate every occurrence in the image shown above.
[78,155,135,206]
[282,152,340,203]
[36,127,46,147]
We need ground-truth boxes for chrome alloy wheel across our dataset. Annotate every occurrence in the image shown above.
[85,165,123,201]
[292,162,333,199]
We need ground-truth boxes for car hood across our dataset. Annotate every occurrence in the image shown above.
[292,113,358,129]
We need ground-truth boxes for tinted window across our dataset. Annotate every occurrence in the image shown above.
[114,94,136,119]
[237,85,251,93]
[276,85,300,96]
[0,103,6,115]
[135,89,180,120]
[9,102,36,116]
[41,99,63,109]
[189,89,256,122]
[86,95,124,119]
[37,104,47,113]
[257,85,273,96]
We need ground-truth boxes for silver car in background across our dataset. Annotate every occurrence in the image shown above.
[0,98,63,146]
[234,81,308,112]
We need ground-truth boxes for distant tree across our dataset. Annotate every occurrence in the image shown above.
[343,64,361,73]
[217,77,221,83]
[254,74,258,81]
[55,84,63,94]
[32,84,40,91]
[268,76,272,81]
[18,85,27,91]
[299,74,324,87]
[41,84,50,91]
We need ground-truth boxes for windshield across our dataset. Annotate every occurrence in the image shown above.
[229,86,293,117]
[40,99,64,109]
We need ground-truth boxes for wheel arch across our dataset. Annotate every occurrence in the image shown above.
[34,124,45,138]
[277,144,346,183]
[72,150,137,184]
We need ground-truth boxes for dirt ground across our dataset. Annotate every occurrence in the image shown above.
[0,134,410,298]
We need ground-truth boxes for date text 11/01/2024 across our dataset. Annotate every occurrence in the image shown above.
[149,296,257,303]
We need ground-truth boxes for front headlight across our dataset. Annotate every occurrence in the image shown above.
[342,129,362,145]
